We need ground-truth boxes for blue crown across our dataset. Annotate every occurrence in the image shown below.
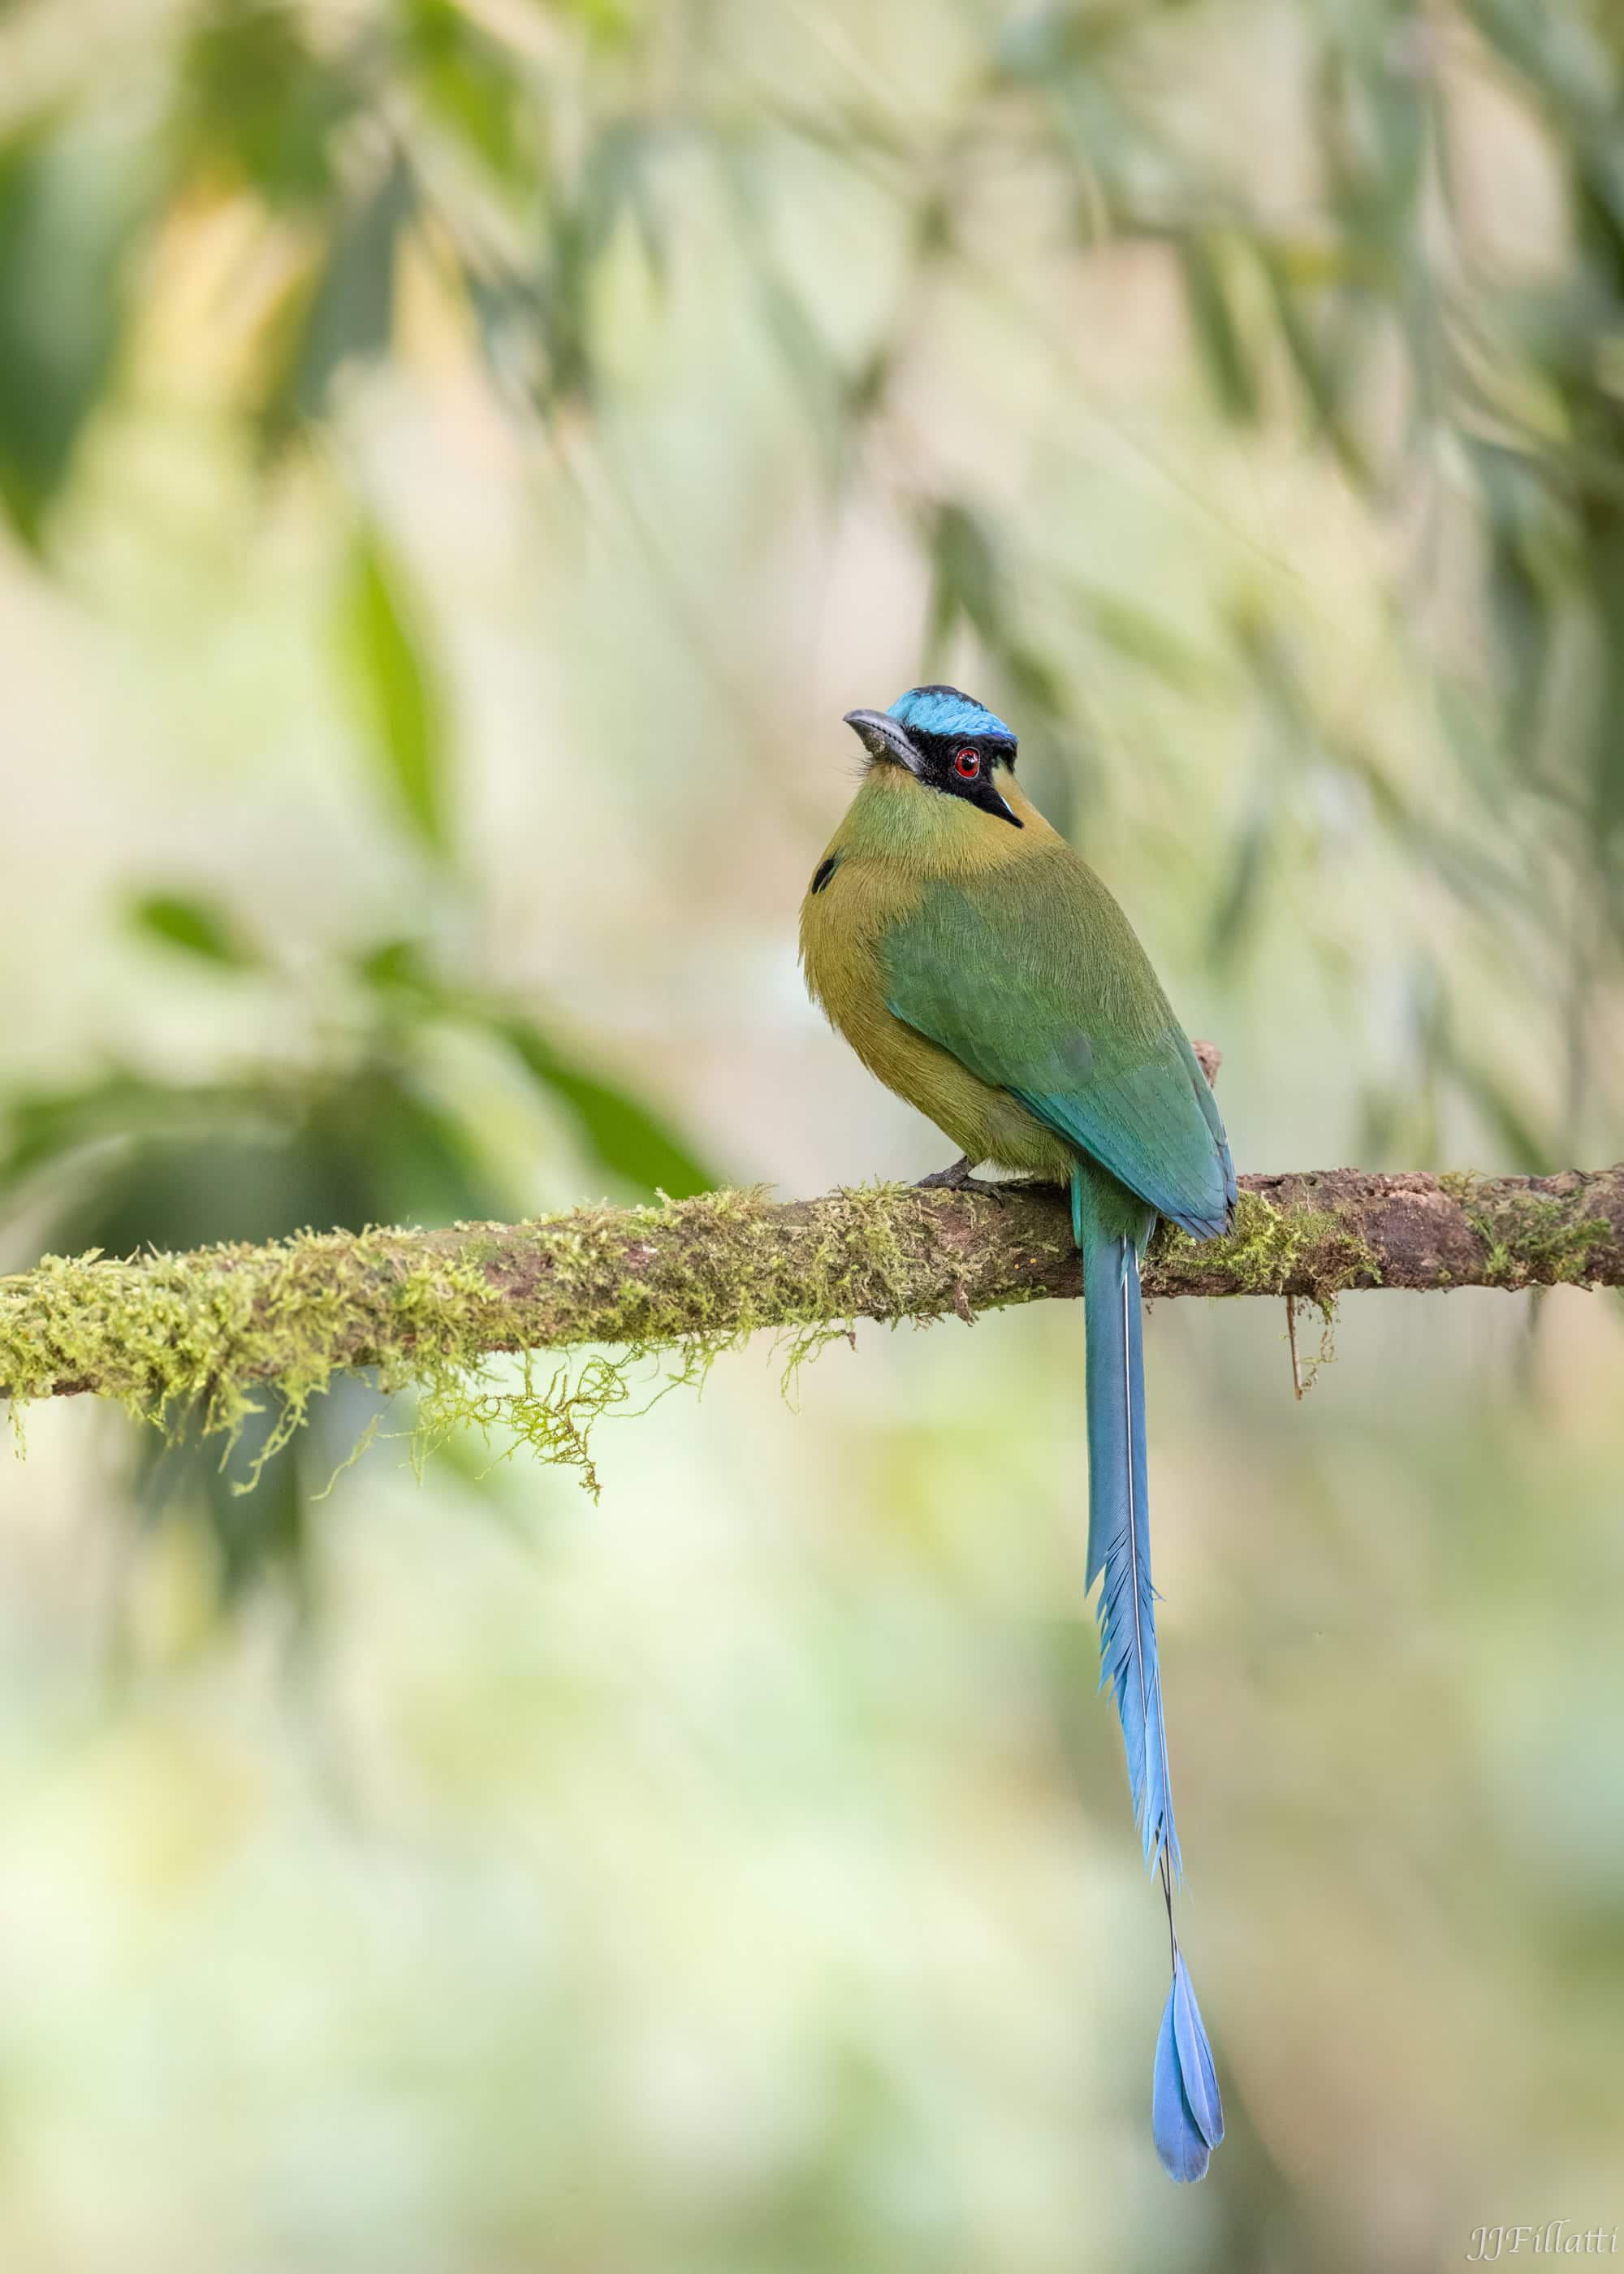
[887,685,1015,743]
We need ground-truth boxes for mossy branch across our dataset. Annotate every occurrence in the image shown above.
[2,1169,1621,1443]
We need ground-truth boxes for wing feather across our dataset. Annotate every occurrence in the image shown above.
[882,861,1234,1236]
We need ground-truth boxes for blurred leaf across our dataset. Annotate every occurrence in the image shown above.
[304,1064,500,1228]
[1465,0,1614,132]
[136,1368,400,1609]
[175,0,362,206]
[0,1057,503,1254]
[1207,799,1273,966]
[404,0,534,188]
[749,268,851,485]
[0,1074,288,1202]
[499,1017,713,1199]
[129,892,259,969]
[0,123,138,543]
[923,498,1008,676]
[515,118,668,408]
[356,936,438,996]
[999,642,1067,723]
[339,527,454,858]
[719,145,854,478]
[1444,1055,1557,1175]
[555,0,634,42]
[281,153,415,432]
[1078,583,1217,688]
[1256,244,1369,481]
[586,115,668,277]
[349,942,715,1197]
[138,1394,310,1604]
[1177,235,1259,422]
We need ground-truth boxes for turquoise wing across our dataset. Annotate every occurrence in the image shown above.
[883,867,1235,1238]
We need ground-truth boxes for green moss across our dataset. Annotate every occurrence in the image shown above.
[405,1191,909,1499]
[418,1350,646,1499]
[0,1184,972,1499]
[1286,1290,1340,1397]
[1152,1190,1384,1304]
[1437,1172,1612,1290]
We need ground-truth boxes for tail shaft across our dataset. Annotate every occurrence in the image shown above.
[1078,1178,1175,1874]
[1073,1165,1224,2181]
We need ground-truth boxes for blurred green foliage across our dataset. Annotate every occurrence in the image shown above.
[0,118,139,539]
[2,0,1621,1157]
[339,525,454,853]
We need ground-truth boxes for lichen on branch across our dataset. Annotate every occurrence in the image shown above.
[1,1167,1620,1471]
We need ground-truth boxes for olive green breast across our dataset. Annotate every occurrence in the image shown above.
[797,766,1078,1178]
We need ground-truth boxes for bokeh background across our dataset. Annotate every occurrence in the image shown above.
[2,1,1623,2268]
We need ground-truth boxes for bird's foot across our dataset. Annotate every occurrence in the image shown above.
[915,1155,976,1190]
[915,1156,1007,1198]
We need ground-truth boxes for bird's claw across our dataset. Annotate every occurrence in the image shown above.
[915,1155,975,1190]
[915,1156,1007,1199]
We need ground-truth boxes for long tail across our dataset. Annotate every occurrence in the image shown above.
[1074,1165,1224,2184]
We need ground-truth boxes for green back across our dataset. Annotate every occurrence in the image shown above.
[881,850,1235,1239]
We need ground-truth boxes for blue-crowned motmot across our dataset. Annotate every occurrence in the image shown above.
[800,685,1233,2182]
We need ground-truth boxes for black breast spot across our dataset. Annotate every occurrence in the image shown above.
[810,856,840,895]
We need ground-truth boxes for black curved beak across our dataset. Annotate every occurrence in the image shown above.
[843,708,922,774]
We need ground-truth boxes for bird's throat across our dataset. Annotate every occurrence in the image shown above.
[832,763,1046,877]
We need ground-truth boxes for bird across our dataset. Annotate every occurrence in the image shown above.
[799,684,1234,2182]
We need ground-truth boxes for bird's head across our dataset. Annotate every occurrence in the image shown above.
[843,685,1021,828]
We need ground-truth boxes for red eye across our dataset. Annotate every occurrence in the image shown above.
[954,747,981,780]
